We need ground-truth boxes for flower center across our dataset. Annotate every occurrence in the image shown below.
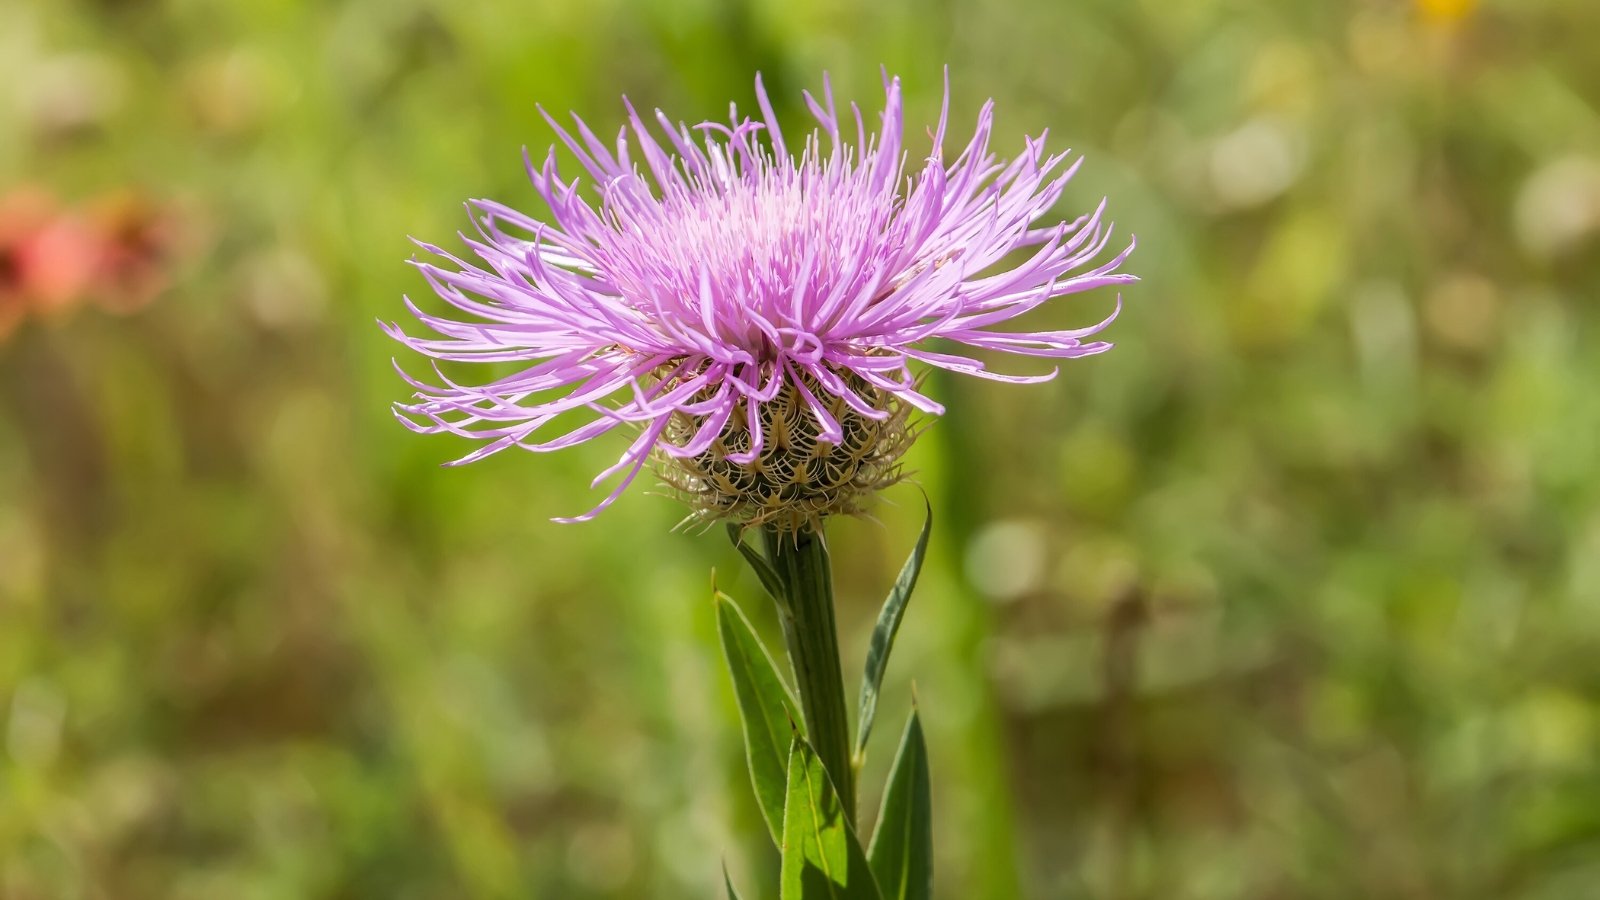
[657,367,914,532]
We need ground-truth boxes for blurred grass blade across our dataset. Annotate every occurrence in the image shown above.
[717,591,804,846]
[854,500,931,765]
[867,709,931,900]
[781,735,882,900]
[728,523,788,606]
[725,862,744,900]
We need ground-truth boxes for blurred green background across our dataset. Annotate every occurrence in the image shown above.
[4,0,1600,897]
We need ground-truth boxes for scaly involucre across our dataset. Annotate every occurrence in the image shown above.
[387,71,1137,524]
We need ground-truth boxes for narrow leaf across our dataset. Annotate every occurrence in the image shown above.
[855,500,932,763]
[717,591,803,846]
[867,709,932,900]
[724,862,744,900]
[781,736,882,900]
[728,523,788,606]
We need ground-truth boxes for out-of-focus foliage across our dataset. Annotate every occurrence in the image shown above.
[3,0,1599,897]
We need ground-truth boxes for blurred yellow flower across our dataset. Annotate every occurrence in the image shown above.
[1416,0,1476,24]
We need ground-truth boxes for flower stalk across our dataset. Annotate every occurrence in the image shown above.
[763,522,856,818]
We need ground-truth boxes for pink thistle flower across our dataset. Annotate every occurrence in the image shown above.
[387,71,1136,527]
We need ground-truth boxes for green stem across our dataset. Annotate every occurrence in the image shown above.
[763,522,855,819]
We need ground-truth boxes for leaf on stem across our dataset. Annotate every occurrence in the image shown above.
[717,591,804,846]
[724,862,744,900]
[728,523,788,607]
[855,500,931,766]
[780,735,882,900]
[867,708,932,900]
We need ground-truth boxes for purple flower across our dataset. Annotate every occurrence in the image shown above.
[387,71,1136,527]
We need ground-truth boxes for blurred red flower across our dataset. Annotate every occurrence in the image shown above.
[0,187,185,343]
[87,190,182,314]
[0,189,104,339]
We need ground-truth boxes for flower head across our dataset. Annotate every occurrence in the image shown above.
[388,71,1136,528]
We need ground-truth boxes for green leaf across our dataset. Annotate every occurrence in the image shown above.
[855,500,931,765]
[717,591,803,846]
[728,523,788,607]
[867,709,932,900]
[724,862,744,900]
[780,736,882,900]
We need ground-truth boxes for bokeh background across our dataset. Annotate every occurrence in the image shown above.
[4,0,1600,897]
